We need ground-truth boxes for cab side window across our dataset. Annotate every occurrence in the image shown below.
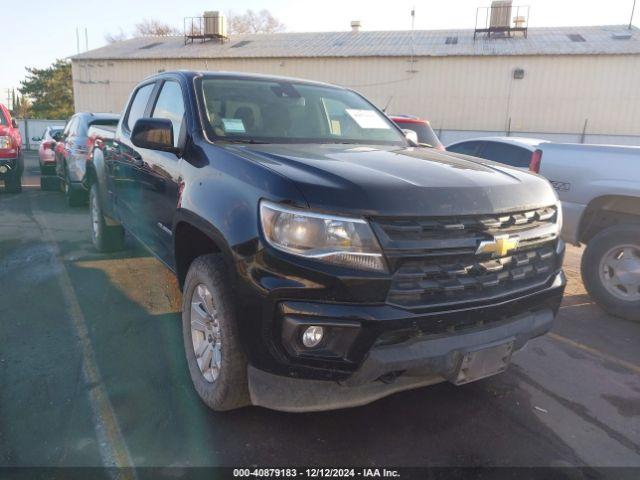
[480,142,533,168]
[63,117,79,139]
[151,81,185,147]
[126,83,155,132]
[448,141,483,156]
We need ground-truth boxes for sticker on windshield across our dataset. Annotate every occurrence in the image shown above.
[345,109,390,129]
[222,118,246,133]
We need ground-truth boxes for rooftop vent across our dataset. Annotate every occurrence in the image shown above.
[351,20,361,32]
[445,36,458,45]
[139,42,163,50]
[612,32,632,40]
[489,1,512,29]
[568,34,586,42]
[230,40,252,48]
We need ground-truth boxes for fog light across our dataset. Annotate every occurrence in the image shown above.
[0,166,7,174]
[301,326,324,348]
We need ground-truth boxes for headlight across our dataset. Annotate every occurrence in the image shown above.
[555,201,563,233]
[0,136,11,149]
[260,200,387,272]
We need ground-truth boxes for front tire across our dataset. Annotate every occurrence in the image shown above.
[4,172,22,193]
[581,224,640,322]
[89,183,125,252]
[182,254,250,411]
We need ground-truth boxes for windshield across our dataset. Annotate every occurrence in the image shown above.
[198,77,406,145]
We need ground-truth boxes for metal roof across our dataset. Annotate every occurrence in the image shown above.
[72,25,640,61]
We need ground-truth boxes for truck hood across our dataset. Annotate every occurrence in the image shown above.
[228,144,557,216]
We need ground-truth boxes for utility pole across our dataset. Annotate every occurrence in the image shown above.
[408,6,417,73]
[630,0,637,29]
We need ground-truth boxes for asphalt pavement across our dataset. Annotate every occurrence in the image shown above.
[1,153,639,472]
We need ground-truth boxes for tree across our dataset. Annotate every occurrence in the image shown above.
[19,59,73,119]
[227,9,286,34]
[105,18,179,43]
[13,95,31,119]
[105,28,128,44]
[133,19,180,36]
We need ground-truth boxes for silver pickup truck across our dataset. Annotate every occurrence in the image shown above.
[534,143,640,321]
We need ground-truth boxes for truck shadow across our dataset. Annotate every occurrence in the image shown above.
[62,250,587,469]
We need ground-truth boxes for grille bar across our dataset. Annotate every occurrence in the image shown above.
[373,206,561,309]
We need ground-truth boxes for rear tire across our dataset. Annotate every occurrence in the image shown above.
[581,224,640,322]
[89,183,125,252]
[182,254,250,411]
[4,172,22,193]
[62,164,85,206]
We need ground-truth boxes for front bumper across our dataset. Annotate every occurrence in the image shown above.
[248,296,560,412]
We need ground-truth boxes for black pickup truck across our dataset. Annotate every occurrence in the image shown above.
[87,71,565,412]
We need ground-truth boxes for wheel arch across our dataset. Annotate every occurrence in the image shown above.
[578,195,640,244]
[173,210,235,290]
[85,148,114,217]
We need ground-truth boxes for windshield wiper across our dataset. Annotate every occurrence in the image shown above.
[221,139,272,145]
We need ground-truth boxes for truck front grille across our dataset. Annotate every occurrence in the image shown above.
[371,206,561,309]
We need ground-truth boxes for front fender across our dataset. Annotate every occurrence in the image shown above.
[174,142,309,262]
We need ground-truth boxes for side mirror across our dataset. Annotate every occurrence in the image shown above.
[52,132,62,141]
[11,119,18,129]
[32,136,42,142]
[402,129,419,145]
[131,118,179,154]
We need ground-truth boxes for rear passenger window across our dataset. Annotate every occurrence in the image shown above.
[152,81,185,147]
[64,117,79,137]
[126,83,155,131]
[480,142,532,168]
[448,141,482,156]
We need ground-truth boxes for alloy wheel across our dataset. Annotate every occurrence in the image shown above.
[599,245,640,301]
[190,284,222,383]
[90,190,100,241]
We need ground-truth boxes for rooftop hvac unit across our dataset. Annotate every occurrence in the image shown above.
[489,0,512,29]
[204,11,227,38]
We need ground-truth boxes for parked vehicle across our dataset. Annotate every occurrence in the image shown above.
[55,112,119,205]
[0,103,23,193]
[33,126,64,190]
[87,71,565,412]
[390,115,445,150]
[531,143,640,321]
[447,137,547,170]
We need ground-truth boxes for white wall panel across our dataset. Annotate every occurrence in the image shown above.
[72,54,640,136]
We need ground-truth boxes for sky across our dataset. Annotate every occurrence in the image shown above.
[2,0,638,101]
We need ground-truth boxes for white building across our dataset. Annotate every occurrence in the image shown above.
[71,25,640,145]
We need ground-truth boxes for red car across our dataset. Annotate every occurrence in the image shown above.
[34,125,64,190]
[390,115,445,151]
[0,103,23,193]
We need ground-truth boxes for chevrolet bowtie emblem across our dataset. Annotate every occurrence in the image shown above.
[476,235,520,257]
